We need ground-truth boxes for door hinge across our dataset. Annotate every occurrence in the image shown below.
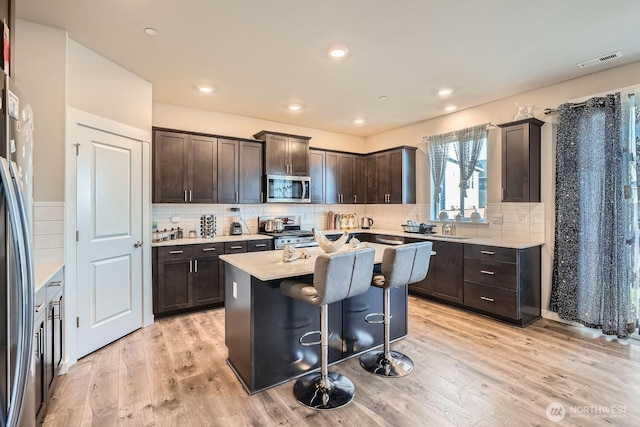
[76,317,79,328]
[76,230,79,241]
[74,143,80,156]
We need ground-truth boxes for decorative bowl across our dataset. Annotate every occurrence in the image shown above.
[313,228,348,253]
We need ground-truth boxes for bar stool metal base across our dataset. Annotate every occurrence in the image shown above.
[359,350,414,377]
[293,371,356,410]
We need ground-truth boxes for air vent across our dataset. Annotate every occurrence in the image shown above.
[577,51,623,68]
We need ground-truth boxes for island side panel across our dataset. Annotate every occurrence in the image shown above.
[251,275,343,392]
[224,263,253,390]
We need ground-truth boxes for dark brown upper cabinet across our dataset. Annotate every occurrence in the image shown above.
[498,118,544,202]
[366,147,416,204]
[309,149,326,203]
[217,139,264,204]
[322,151,365,204]
[253,131,310,176]
[153,130,217,203]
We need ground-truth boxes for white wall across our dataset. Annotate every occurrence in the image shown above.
[365,60,640,319]
[67,39,153,132]
[14,20,67,202]
[153,102,366,152]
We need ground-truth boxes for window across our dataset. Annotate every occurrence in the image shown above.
[426,124,488,221]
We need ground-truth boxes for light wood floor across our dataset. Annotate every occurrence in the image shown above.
[43,297,640,427]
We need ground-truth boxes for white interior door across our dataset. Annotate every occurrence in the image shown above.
[76,125,143,358]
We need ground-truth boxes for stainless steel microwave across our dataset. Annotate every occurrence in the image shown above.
[266,175,311,203]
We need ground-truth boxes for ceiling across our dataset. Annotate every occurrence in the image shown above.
[15,0,640,137]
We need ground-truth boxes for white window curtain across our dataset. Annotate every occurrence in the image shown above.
[425,124,488,216]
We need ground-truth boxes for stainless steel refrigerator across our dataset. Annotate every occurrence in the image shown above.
[0,74,35,427]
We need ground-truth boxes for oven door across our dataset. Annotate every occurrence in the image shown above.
[266,175,311,203]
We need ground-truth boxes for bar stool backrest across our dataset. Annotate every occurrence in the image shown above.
[313,248,376,305]
[380,242,433,289]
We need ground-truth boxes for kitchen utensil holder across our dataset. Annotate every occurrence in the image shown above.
[200,214,216,238]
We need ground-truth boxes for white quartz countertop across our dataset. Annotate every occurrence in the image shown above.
[35,261,64,291]
[151,234,273,247]
[220,243,388,282]
[320,228,544,249]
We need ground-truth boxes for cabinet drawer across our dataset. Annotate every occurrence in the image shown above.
[247,239,273,252]
[463,282,518,319]
[463,258,517,289]
[224,241,247,254]
[158,246,193,260]
[193,243,224,258]
[464,245,516,263]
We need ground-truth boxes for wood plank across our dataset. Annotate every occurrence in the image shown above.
[43,299,640,426]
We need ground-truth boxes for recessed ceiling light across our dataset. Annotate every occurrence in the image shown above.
[438,88,453,96]
[288,103,303,111]
[378,95,387,101]
[144,27,159,36]
[328,45,348,59]
[353,118,366,125]
[444,105,457,112]
[197,84,214,94]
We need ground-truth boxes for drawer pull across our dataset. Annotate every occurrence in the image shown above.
[480,270,495,275]
[480,296,495,302]
[202,248,217,252]
[169,250,184,254]
[480,250,495,255]
[48,281,63,287]
[254,244,267,248]
[35,303,46,313]
[229,245,243,250]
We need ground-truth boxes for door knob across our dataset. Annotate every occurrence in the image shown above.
[134,241,143,248]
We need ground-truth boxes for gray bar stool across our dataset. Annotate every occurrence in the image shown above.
[280,248,375,410]
[360,242,433,377]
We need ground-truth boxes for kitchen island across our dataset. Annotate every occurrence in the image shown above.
[220,243,407,394]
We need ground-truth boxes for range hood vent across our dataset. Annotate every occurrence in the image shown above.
[577,51,622,68]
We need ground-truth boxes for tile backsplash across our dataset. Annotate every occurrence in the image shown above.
[152,202,544,242]
[33,201,65,264]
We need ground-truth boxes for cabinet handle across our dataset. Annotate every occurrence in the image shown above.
[48,281,63,287]
[480,270,495,275]
[229,245,243,250]
[50,300,61,306]
[169,250,184,254]
[35,303,45,313]
[480,250,495,255]
[353,195,357,203]
[261,192,264,203]
[184,190,188,202]
[235,191,239,203]
[194,259,198,273]
[480,296,495,302]
[53,315,61,320]
[202,247,217,252]
[189,190,192,202]
[39,327,44,356]
[189,260,193,273]
[254,244,267,248]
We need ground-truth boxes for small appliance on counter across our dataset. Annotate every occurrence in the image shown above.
[230,222,243,235]
[230,207,243,235]
[361,217,374,229]
[401,220,437,234]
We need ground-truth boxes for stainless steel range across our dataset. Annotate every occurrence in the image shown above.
[259,215,317,249]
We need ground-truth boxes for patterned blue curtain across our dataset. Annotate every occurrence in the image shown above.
[550,94,636,338]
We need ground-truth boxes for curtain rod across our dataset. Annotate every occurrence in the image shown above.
[544,92,633,115]
[420,122,496,144]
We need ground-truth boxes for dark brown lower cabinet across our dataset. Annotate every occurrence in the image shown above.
[153,244,224,316]
[406,239,464,304]
[153,239,274,316]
